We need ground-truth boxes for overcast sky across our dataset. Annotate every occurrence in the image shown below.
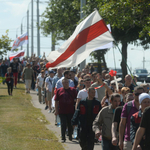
[1,0,150,72]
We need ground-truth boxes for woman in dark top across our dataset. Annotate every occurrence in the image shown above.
[5,67,14,96]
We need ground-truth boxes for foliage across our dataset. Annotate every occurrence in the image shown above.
[93,0,150,78]
[0,77,5,84]
[40,0,80,41]
[0,30,12,56]
[41,0,150,77]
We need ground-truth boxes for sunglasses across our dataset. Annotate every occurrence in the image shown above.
[111,84,116,86]
[135,93,142,96]
[80,84,84,86]
[119,87,122,89]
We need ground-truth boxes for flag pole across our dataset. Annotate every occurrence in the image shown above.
[114,41,137,85]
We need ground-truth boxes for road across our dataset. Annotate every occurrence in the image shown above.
[30,90,102,150]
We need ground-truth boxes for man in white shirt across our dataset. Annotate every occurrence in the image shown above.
[45,70,55,113]
[75,78,98,109]
[37,70,45,103]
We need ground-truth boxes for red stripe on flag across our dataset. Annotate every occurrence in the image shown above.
[13,35,28,47]
[9,52,25,61]
[46,19,108,68]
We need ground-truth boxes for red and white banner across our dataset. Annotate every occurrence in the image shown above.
[46,10,114,69]
[11,32,28,51]
[93,24,113,51]
[9,49,25,62]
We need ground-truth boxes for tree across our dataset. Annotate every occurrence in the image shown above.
[95,0,150,79]
[90,49,108,73]
[40,0,80,41]
[0,30,12,56]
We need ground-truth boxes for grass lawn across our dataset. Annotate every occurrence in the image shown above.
[0,83,64,150]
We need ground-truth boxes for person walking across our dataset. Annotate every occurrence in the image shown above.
[130,93,150,150]
[36,70,45,103]
[22,63,34,93]
[119,86,144,150]
[45,70,55,112]
[10,58,19,88]
[132,106,150,150]
[55,78,77,143]
[93,93,121,150]
[5,67,14,96]
[0,60,8,84]
[72,87,101,150]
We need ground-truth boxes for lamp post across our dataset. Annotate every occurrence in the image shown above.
[16,26,20,38]
[21,15,27,50]
[131,48,145,69]
[80,0,86,71]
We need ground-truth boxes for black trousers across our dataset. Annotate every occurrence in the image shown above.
[6,81,13,95]
[59,114,73,140]
[79,128,95,150]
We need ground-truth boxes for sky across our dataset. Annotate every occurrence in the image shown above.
[1,0,150,73]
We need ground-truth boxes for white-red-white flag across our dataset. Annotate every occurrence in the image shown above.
[9,49,25,62]
[11,32,28,51]
[93,24,113,51]
[46,10,114,69]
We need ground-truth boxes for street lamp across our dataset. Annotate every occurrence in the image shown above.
[131,48,145,69]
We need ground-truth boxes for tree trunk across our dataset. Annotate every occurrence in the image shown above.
[121,41,128,83]
[97,57,102,73]
[102,53,108,70]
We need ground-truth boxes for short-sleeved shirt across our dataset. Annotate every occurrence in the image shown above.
[52,74,63,88]
[37,76,44,88]
[121,100,139,141]
[77,88,98,100]
[140,106,150,149]
[10,62,19,73]
[55,77,75,89]
[45,76,53,92]
[22,67,34,80]
[55,87,77,114]
[112,106,123,132]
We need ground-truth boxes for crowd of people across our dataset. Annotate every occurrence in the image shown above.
[0,55,150,150]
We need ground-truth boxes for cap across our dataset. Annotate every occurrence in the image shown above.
[139,93,150,104]
[49,70,55,74]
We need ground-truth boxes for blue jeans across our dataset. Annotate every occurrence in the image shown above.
[101,137,118,150]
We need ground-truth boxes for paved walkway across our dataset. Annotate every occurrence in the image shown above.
[30,90,102,150]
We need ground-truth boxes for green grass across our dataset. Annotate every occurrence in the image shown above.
[0,83,64,150]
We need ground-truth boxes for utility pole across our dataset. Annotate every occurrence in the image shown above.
[80,0,86,71]
[27,10,29,57]
[21,23,23,50]
[51,31,55,51]
[31,0,34,55]
[143,55,145,69]
[37,0,40,56]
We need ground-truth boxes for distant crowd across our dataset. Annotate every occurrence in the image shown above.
[0,54,150,150]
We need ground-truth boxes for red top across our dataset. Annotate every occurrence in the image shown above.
[5,72,13,82]
[55,87,77,114]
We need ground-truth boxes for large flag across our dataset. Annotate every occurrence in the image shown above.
[93,24,113,51]
[46,10,114,69]
[9,49,25,62]
[11,32,28,51]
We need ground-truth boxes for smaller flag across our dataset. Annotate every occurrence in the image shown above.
[9,49,25,62]
[11,32,28,51]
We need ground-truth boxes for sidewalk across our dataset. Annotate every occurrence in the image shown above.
[30,90,102,150]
